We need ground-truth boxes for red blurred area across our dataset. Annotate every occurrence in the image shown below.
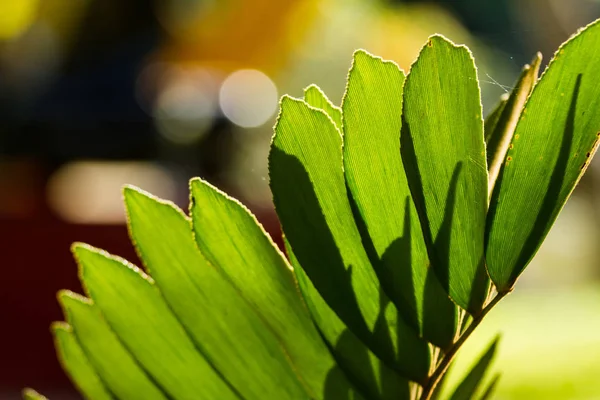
[1,218,138,397]
[0,166,282,397]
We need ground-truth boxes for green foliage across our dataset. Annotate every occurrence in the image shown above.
[22,389,49,400]
[51,322,113,400]
[448,338,499,400]
[342,50,457,349]
[486,20,600,290]
[402,35,489,314]
[26,19,600,400]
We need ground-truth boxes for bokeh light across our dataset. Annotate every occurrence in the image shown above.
[219,69,278,128]
[47,162,176,224]
[149,65,221,144]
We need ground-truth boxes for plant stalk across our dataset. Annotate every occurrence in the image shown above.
[419,291,508,400]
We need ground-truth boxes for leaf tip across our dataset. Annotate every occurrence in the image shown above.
[50,321,71,335]
[57,289,90,307]
[302,83,322,96]
[23,388,48,400]
[122,184,140,195]
[70,242,96,261]
[351,48,403,73]
[122,184,156,206]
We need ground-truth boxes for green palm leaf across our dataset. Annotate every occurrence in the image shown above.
[124,187,311,399]
[270,96,430,382]
[74,244,240,400]
[341,49,457,349]
[51,323,113,400]
[449,338,499,400]
[27,19,600,400]
[58,291,166,399]
[486,19,600,291]
[188,178,358,398]
[485,53,542,192]
[401,35,489,314]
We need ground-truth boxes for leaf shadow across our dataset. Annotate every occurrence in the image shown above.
[270,147,373,344]
[491,73,583,287]
[400,117,488,314]
[347,188,434,372]
[271,147,413,398]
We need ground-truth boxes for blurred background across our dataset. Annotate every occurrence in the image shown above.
[1,0,600,398]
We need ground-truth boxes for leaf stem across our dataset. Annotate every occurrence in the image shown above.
[419,291,509,400]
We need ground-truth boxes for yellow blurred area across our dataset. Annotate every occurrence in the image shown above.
[368,4,474,71]
[0,0,39,40]
[156,0,320,74]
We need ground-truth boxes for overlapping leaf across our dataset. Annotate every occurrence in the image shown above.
[304,84,343,128]
[52,323,113,400]
[270,96,430,382]
[341,50,457,348]
[59,291,166,400]
[124,187,309,399]
[485,53,542,193]
[188,178,360,398]
[486,19,600,291]
[37,19,600,400]
[287,240,410,400]
[401,35,489,314]
[74,244,240,400]
[449,338,499,400]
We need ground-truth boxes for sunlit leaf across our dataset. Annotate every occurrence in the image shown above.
[486,20,600,291]
[73,244,239,400]
[342,49,457,348]
[22,389,48,400]
[58,291,167,400]
[270,96,431,382]
[304,84,343,129]
[401,35,489,313]
[484,97,508,145]
[449,338,499,400]
[478,374,501,400]
[124,187,309,399]
[189,178,359,399]
[51,322,113,400]
[286,240,410,400]
[41,19,600,400]
[486,53,542,194]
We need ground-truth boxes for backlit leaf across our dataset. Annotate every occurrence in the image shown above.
[189,178,358,399]
[449,338,499,400]
[486,20,600,291]
[270,96,430,382]
[486,53,542,195]
[58,291,167,400]
[401,35,489,313]
[304,84,342,128]
[73,244,240,400]
[124,187,309,400]
[342,49,457,348]
[286,240,410,400]
[51,323,113,400]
